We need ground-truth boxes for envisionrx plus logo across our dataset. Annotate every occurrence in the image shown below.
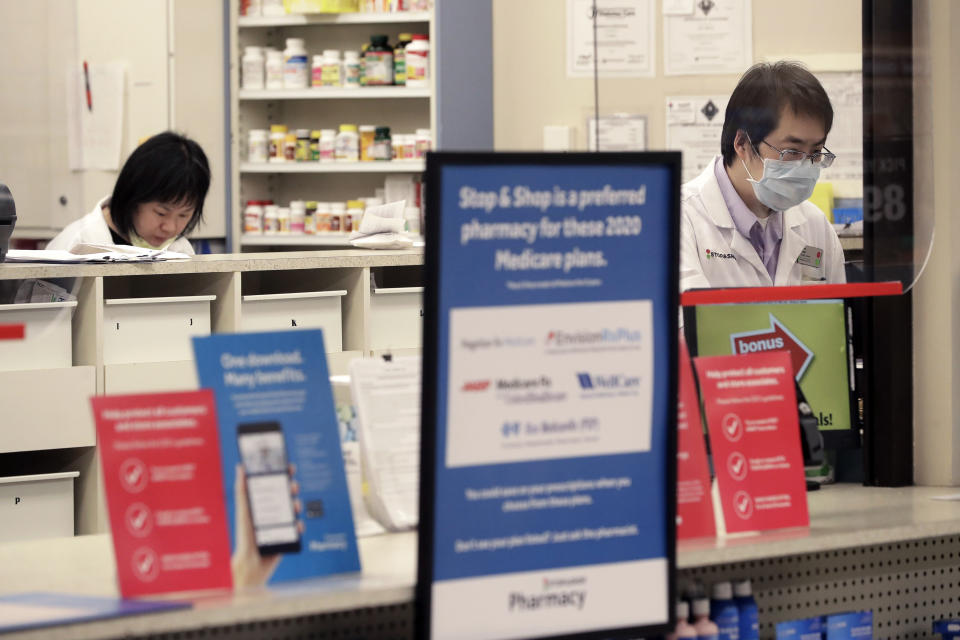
[705,249,735,260]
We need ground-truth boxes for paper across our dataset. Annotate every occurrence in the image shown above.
[567,0,656,77]
[350,356,421,530]
[662,0,695,15]
[663,0,752,76]
[587,114,647,151]
[5,244,190,263]
[666,95,728,182]
[67,62,125,171]
[816,72,863,183]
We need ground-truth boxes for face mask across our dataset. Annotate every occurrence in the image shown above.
[129,231,176,251]
[741,156,820,211]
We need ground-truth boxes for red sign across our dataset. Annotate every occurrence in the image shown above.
[694,351,809,534]
[729,315,813,379]
[0,324,24,340]
[92,390,233,597]
[676,336,715,540]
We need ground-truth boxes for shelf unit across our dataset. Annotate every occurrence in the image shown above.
[230,6,434,252]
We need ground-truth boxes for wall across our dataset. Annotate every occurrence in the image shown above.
[492,0,861,153]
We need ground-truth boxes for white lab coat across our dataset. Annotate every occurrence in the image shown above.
[46,197,195,255]
[680,158,845,291]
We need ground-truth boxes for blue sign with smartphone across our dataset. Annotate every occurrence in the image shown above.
[193,329,360,586]
[418,153,680,640]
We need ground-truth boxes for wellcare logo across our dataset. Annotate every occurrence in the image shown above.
[577,372,641,390]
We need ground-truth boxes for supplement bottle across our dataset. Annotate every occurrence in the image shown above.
[414,128,432,158]
[316,202,332,232]
[304,201,318,234]
[311,55,324,87]
[276,206,291,234]
[265,49,285,89]
[283,38,309,89]
[322,50,342,86]
[372,126,392,160]
[667,601,698,640]
[263,204,279,234]
[319,129,336,162]
[710,582,740,640]
[283,132,297,162]
[330,202,346,232]
[295,129,311,162]
[363,35,393,86]
[268,124,288,162]
[692,596,720,640]
[359,125,376,161]
[405,34,429,88]
[309,130,322,160]
[289,200,306,234]
[243,200,264,234]
[241,46,265,89]
[346,200,365,232]
[335,124,360,161]
[247,129,268,163]
[343,51,361,88]
[394,33,412,85]
[733,580,759,640]
[359,43,370,86]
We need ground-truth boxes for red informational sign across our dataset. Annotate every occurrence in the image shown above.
[92,390,233,597]
[676,335,715,540]
[694,351,809,534]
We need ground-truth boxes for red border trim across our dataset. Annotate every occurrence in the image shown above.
[0,324,25,340]
[680,281,903,306]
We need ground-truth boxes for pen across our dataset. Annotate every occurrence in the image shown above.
[83,61,92,112]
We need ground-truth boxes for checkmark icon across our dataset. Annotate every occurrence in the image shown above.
[138,554,153,575]
[125,503,153,537]
[728,452,747,481]
[131,509,148,530]
[737,495,749,511]
[126,466,141,485]
[120,459,148,493]
[732,491,753,520]
[721,414,743,442]
[131,547,159,582]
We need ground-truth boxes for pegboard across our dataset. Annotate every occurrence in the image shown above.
[680,534,960,640]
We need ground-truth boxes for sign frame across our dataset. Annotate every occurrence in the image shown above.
[416,151,680,640]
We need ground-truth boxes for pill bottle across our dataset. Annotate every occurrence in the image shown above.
[359,125,376,161]
[268,124,288,162]
[404,206,421,235]
[289,200,306,233]
[335,124,359,161]
[283,132,297,161]
[319,129,336,162]
[346,199,365,232]
[263,205,279,234]
[309,129,322,160]
[322,50,342,87]
[316,202,332,232]
[311,55,324,87]
[261,0,284,16]
[283,38,309,89]
[265,49,285,89]
[405,34,429,88]
[363,35,393,86]
[248,129,268,163]
[277,206,291,233]
[372,126,392,160]
[240,0,262,17]
[244,200,265,233]
[343,51,361,88]
[359,43,370,86]
[242,46,265,90]
[294,129,311,162]
[394,33,412,86]
[304,201,318,234]
[330,202,345,232]
[415,128,432,158]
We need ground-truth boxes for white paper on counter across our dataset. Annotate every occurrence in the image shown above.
[587,114,648,151]
[816,71,863,183]
[665,95,728,183]
[663,0,752,76]
[66,62,125,171]
[350,356,421,531]
[567,0,656,78]
[662,0,695,15]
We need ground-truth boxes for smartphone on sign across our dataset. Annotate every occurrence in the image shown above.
[236,421,301,555]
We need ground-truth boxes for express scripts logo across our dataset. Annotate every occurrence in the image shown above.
[705,249,735,260]
[545,328,642,348]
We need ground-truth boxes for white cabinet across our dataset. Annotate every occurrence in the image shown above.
[103,295,215,365]
[241,290,347,351]
[0,301,76,371]
[369,285,422,351]
[0,472,80,543]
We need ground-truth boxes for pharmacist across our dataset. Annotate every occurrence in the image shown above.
[680,62,846,291]
[48,131,210,255]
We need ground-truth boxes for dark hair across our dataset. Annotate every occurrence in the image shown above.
[109,131,210,238]
[720,61,834,166]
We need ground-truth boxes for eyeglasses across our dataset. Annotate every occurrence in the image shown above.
[758,139,837,168]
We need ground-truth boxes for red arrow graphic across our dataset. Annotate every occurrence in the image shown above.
[729,314,814,380]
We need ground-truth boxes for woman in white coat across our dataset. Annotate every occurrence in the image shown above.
[48,131,210,255]
[680,62,845,292]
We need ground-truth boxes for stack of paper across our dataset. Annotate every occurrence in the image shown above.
[4,243,190,264]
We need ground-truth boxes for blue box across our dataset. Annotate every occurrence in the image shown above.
[826,611,872,640]
[776,616,824,640]
[832,207,863,224]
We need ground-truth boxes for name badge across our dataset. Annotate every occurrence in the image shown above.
[797,245,823,268]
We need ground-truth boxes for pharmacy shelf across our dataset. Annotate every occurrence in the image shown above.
[238,11,431,27]
[239,87,431,100]
[240,160,425,174]
[241,234,353,247]
[839,235,863,251]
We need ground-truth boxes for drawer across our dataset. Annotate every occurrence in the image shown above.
[0,472,79,543]
[104,360,199,394]
[369,286,423,351]
[0,366,96,453]
[0,301,76,371]
[103,295,215,365]
[241,290,346,352]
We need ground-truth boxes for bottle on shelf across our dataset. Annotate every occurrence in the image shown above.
[335,124,360,162]
[319,129,336,162]
[277,206,291,233]
[322,50,342,87]
[242,46,265,90]
[692,596,720,640]
[330,202,346,232]
[283,38,309,89]
[311,55,324,88]
[265,49,284,90]
[667,601,698,640]
[248,129,268,163]
[304,201,317,234]
[394,33,412,86]
[710,581,740,640]
[268,124,287,163]
[263,204,279,234]
[289,200,306,234]
[733,580,759,640]
[372,126,392,161]
[363,35,394,86]
[405,34,429,88]
[343,51,361,88]
[359,125,376,162]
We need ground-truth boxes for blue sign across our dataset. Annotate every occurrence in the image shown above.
[418,153,679,640]
[193,329,360,586]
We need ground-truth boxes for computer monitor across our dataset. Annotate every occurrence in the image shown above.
[683,298,860,450]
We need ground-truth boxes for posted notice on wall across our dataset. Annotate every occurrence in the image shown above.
[694,351,809,534]
[419,152,679,640]
[587,114,648,152]
[816,72,863,184]
[92,390,232,597]
[663,0,752,76]
[676,336,715,540]
[192,330,360,587]
[666,96,728,183]
[567,0,656,77]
